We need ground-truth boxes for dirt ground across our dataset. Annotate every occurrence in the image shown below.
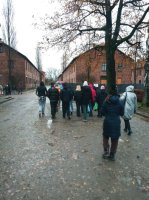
[0,91,149,200]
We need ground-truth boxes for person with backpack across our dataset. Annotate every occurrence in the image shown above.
[96,85,107,117]
[47,82,60,119]
[74,85,82,117]
[60,83,72,119]
[81,81,92,122]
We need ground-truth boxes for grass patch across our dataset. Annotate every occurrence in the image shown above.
[138,102,149,113]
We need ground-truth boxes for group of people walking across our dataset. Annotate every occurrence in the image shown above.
[36,81,137,161]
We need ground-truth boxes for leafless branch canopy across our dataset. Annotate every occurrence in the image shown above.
[36,0,149,58]
[2,0,17,49]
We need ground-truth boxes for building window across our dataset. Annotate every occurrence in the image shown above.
[136,63,141,68]
[117,78,122,84]
[137,69,142,76]
[101,64,106,71]
[100,76,107,84]
[118,64,123,68]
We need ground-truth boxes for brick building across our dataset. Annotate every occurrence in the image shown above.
[59,45,137,85]
[0,42,44,90]
[132,59,145,84]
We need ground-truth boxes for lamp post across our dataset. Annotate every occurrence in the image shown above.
[144,27,149,106]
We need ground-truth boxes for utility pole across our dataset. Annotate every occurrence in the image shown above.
[144,27,149,107]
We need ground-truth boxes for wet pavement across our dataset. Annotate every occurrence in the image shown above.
[0,91,149,200]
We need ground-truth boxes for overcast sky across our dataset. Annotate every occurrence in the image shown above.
[0,0,63,72]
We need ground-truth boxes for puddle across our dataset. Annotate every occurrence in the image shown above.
[47,119,52,129]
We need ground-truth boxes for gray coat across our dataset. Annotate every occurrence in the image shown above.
[120,85,137,120]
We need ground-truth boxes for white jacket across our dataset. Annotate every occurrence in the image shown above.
[120,85,137,120]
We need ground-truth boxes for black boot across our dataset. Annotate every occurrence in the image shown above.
[102,148,109,159]
[128,130,132,135]
[108,152,116,161]
[124,128,127,132]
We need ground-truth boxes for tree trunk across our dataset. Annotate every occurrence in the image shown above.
[144,87,149,107]
[105,2,116,92]
[106,44,116,92]
[143,61,149,107]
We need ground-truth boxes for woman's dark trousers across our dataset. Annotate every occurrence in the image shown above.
[103,136,119,155]
[124,119,131,133]
[76,102,81,116]
[62,101,70,118]
[50,101,57,119]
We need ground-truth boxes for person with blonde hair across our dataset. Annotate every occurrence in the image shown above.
[74,85,82,117]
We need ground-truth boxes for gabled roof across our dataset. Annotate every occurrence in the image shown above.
[62,44,134,74]
[1,42,41,73]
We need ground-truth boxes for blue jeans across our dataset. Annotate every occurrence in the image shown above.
[39,96,46,114]
[69,100,73,112]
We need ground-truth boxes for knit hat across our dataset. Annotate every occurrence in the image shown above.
[83,81,88,86]
[100,85,105,90]
[126,85,134,92]
[109,84,117,95]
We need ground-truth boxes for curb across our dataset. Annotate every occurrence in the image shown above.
[136,111,149,119]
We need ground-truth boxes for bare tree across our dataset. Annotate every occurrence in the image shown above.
[2,0,17,48]
[36,45,42,71]
[2,0,17,88]
[46,67,61,83]
[37,0,149,91]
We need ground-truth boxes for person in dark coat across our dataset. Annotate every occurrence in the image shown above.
[60,83,71,119]
[101,84,124,161]
[68,85,74,115]
[36,81,47,117]
[74,85,82,117]
[81,81,92,122]
[96,85,107,117]
[47,82,60,119]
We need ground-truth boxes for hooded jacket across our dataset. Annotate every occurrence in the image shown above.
[89,83,96,103]
[120,85,137,120]
[101,95,124,139]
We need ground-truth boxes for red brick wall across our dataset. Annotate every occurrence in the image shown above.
[0,44,41,89]
[62,47,134,84]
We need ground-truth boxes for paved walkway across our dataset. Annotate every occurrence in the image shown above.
[0,94,149,119]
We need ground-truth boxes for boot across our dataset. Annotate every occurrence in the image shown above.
[128,130,132,135]
[108,152,116,161]
[39,112,42,118]
[102,148,109,159]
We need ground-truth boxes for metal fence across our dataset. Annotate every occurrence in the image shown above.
[117,84,144,93]
[66,83,144,93]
